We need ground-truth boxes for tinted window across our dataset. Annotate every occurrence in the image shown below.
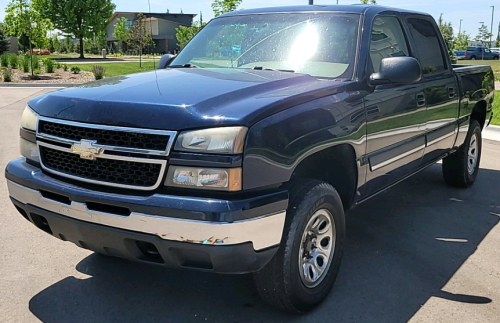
[369,16,409,73]
[467,47,475,51]
[407,18,446,74]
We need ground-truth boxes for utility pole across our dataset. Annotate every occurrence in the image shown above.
[459,19,463,35]
[491,6,495,47]
[309,0,313,4]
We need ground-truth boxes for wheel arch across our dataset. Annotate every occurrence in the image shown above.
[290,144,359,211]
[470,100,487,129]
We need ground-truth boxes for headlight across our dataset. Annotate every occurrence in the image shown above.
[166,166,242,191]
[174,127,247,154]
[20,138,40,163]
[21,106,38,131]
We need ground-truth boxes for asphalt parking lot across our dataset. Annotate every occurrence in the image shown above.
[1,87,499,323]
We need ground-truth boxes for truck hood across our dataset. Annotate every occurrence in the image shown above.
[29,68,345,130]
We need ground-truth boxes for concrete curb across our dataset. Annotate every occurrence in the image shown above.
[0,83,76,88]
[483,125,500,142]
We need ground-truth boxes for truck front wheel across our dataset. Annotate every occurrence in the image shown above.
[253,180,346,313]
[442,120,482,187]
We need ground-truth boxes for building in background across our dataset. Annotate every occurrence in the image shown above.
[106,12,196,54]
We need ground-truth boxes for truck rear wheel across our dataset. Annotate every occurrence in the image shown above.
[442,120,482,187]
[253,180,346,313]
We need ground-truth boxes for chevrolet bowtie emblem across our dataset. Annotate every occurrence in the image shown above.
[71,139,103,160]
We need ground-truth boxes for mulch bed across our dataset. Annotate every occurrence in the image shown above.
[2,68,94,84]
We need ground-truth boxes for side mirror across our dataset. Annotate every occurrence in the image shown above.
[157,54,176,69]
[369,57,422,86]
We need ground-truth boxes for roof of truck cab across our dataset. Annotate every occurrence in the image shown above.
[218,5,429,18]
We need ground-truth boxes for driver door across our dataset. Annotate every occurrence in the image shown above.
[363,15,426,196]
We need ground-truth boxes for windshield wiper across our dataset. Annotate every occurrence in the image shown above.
[169,63,199,68]
[252,66,295,73]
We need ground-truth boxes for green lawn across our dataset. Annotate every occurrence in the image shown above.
[492,91,500,126]
[69,62,157,77]
[458,59,500,81]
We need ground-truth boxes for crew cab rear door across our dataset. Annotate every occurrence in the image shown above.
[405,16,459,163]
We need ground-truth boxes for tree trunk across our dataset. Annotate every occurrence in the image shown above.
[79,38,85,59]
[139,45,142,68]
[29,29,33,77]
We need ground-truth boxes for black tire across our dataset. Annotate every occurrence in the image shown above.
[253,179,346,313]
[494,56,499,60]
[442,120,482,187]
[470,56,476,60]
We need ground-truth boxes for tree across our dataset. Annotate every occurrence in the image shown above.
[175,12,206,50]
[33,0,115,59]
[454,31,470,50]
[0,24,10,55]
[127,14,153,67]
[497,22,500,47]
[360,0,377,4]
[113,17,129,52]
[4,0,52,76]
[475,23,493,45]
[437,14,455,63]
[61,37,74,53]
[211,0,242,17]
[51,34,60,52]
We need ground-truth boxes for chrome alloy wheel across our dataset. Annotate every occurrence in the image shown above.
[299,209,336,288]
[467,133,478,175]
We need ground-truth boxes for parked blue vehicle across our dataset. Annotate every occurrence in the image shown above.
[464,46,499,60]
[5,5,496,313]
[454,49,466,60]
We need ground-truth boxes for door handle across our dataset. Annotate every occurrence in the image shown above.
[416,93,426,107]
[448,87,456,98]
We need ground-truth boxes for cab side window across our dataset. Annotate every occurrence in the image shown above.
[370,16,410,73]
[407,18,447,74]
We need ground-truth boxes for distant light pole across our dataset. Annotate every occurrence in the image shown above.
[459,19,463,35]
[491,6,495,47]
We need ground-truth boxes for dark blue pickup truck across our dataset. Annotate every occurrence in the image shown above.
[5,5,495,313]
[462,46,500,60]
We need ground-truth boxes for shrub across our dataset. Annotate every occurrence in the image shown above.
[21,55,30,73]
[91,65,105,80]
[62,64,68,71]
[3,68,12,82]
[34,68,41,75]
[9,55,18,69]
[1,53,9,67]
[45,59,55,73]
[71,66,81,74]
[33,56,40,70]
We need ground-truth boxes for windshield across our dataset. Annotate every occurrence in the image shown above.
[171,13,360,79]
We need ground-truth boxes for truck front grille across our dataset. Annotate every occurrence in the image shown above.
[36,117,176,190]
[40,147,163,188]
[39,120,170,152]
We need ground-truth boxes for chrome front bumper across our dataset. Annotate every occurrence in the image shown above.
[5,158,288,253]
[7,180,286,250]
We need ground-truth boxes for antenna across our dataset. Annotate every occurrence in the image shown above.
[148,0,161,94]
[148,0,156,69]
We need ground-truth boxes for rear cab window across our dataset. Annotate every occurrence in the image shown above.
[406,17,449,75]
